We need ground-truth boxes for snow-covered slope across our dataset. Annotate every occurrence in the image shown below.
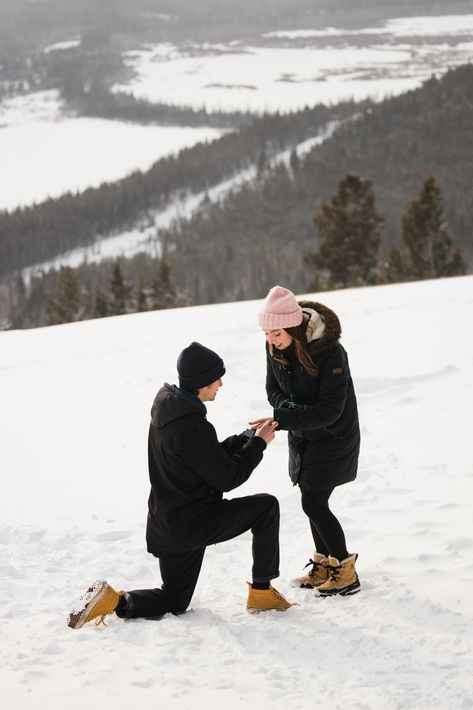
[1,276,472,709]
[25,122,339,276]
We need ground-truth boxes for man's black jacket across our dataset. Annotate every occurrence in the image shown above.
[146,384,266,555]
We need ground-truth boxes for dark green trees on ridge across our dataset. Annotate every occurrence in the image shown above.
[309,173,383,290]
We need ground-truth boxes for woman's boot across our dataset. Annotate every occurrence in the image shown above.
[291,552,329,588]
[317,554,360,596]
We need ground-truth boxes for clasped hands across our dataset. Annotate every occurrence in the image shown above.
[248,416,278,445]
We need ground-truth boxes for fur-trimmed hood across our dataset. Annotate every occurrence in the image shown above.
[298,300,342,356]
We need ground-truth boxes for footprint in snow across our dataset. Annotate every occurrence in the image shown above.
[131,679,154,688]
[95,530,133,542]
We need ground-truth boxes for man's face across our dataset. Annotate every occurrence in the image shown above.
[197,378,223,402]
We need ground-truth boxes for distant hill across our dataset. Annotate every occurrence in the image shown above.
[147,63,473,304]
[1,64,472,328]
[0,101,363,277]
[2,1,466,49]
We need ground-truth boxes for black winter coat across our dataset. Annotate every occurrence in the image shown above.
[266,301,360,492]
[146,384,266,555]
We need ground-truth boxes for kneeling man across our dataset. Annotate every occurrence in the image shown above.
[68,342,295,628]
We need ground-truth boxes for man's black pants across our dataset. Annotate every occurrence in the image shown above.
[117,493,279,619]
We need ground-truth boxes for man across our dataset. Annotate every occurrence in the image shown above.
[68,342,295,628]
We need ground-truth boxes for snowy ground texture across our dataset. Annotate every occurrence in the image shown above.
[1,276,472,709]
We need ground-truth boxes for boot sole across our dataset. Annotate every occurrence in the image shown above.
[246,607,289,614]
[290,578,325,589]
[68,580,109,629]
[318,578,361,597]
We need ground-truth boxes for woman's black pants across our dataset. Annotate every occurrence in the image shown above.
[300,488,348,561]
[116,493,280,619]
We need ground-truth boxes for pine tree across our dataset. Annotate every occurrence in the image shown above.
[289,148,300,174]
[46,267,86,325]
[108,260,132,316]
[257,147,268,175]
[149,257,178,310]
[444,248,468,277]
[8,273,27,328]
[93,287,109,319]
[135,277,150,313]
[311,173,383,289]
[402,175,467,280]
[377,245,408,284]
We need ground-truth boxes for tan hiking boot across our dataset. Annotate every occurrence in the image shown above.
[67,580,125,629]
[317,554,360,596]
[291,552,329,588]
[246,583,298,613]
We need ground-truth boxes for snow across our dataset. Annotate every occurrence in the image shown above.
[114,14,473,113]
[0,91,222,211]
[387,14,473,36]
[265,13,473,38]
[115,44,421,112]
[43,39,81,53]
[1,275,472,708]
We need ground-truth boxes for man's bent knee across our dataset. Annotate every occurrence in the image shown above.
[254,493,279,520]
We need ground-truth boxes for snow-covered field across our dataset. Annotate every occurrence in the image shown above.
[0,91,221,211]
[115,15,473,112]
[1,276,472,709]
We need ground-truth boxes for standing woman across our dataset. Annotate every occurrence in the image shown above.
[252,285,361,596]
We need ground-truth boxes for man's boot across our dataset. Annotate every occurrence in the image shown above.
[246,583,298,612]
[291,552,329,588]
[68,580,125,629]
[317,554,360,596]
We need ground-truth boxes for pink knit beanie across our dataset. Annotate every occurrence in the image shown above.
[258,285,303,330]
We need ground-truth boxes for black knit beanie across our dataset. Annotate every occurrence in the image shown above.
[177,342,226,391]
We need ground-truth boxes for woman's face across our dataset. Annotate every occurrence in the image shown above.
[265,328,293,350]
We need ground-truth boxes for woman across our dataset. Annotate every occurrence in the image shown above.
[251,285,361,596]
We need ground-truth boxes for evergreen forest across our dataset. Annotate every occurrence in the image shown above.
[1,61,472,329]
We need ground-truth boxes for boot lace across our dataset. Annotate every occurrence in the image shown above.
[270,587,288,603]
[304,558,322,578]
[326,563,342,581]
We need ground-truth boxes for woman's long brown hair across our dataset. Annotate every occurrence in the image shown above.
[269,315,319,376]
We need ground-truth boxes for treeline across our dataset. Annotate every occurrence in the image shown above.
[2,64,473,328]
[153,63,473,303]
[0,100,361,276]
[6,256,187,330]
[66,87,252,129]
[4,170,466,330]
[307,172,466,290]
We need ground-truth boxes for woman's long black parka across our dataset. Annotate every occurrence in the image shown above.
[266,301,360,492]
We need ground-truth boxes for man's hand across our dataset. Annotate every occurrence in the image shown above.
[254,419,278,445]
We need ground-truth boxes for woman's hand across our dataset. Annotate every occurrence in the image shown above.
[253,419,278,445]
[248,417,274,429]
